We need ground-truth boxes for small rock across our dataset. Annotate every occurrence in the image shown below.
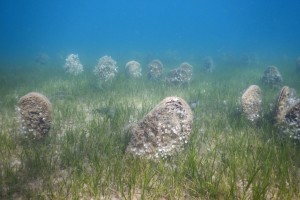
[189,100,200,110]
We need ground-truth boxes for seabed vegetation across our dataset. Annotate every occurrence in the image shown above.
[0,58,300,199]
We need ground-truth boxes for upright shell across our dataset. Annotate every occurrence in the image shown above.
[125,60,142,78]
[275,86,300,140]
[126,96,193,160]
[166,62,193,86]
[275,86,299,124]
[93,55,118,82]
[147,59,163,81]
[283,101,300,140]
[241,85,262,122]
[262,65,282,87]
[17,92,52,139]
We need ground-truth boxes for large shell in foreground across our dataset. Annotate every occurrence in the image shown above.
[17,92,52,139]
[241,85,262,122]
[126,96,193,160]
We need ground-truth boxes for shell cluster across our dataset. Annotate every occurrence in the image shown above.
[126,96,193,160]
[241,85,262,122]
[262,65,282,87]
[166,62,193,86]
[63,54,84,76]
[125,60,142,78]
[17,92,52,139]
[240,84,300,140]
[147,59,164,81]
[93,55,118,82]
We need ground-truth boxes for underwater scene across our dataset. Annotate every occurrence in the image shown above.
[1,0,300,199]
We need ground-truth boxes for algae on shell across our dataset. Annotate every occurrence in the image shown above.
[126,96,193,160]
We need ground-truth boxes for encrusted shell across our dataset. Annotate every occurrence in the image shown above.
[17,92,52,139]
[166,63,193,86]
[126,96,193,160]
[275,86,291,124]
[147,59,163,81]
[241,85,262,122]
[262,65,282,86]
[283,101,300,140]
[125,60,142,78]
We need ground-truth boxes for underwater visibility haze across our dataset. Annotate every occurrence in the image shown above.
[1,0,300,60]
[1,0,300,199]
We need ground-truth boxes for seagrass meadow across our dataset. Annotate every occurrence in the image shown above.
[0,58,300,199]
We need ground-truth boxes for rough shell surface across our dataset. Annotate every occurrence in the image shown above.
[126,96,193,160]
[17,92,52,139]
[241,85,262,122]
[283,101,300,140]
[179,62,193,77]
[262,65,282,86]
[166,63,193,86]
[275,86,299,124]
[93,55,118,82]
[125,60,142,78]
[147,59,163,81]
[63,54,83,76]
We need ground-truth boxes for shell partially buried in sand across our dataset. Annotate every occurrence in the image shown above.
[241,85,262,122]
[17,92,52,139]
[126,96,193,160]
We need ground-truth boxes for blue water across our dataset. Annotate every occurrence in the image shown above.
[1,0,300,62]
